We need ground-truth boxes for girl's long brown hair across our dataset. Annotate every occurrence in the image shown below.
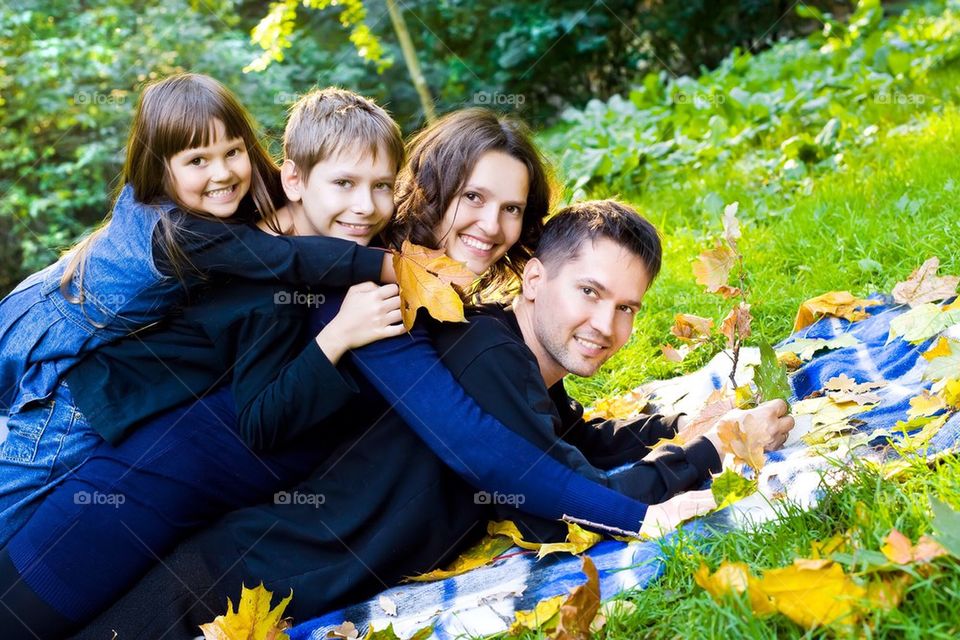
[61,73,284,299]
[386,108,553,296]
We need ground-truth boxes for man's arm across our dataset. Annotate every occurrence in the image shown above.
[550,384,683,469]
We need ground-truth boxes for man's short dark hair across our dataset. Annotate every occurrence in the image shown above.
[534,199,662,282]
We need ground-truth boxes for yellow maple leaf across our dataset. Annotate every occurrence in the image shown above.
[881,529,949,564]
[755,560,864,629]
[509,595,565,634]
[693,244,740,296]
[717,414,766,471]
[924,336,953,361]
[793,291,881,331]
[907,391,947,420]
[392,240,476,330]
[582,390,650,421]
[891,257,960,307]
[406,534,514,581]
[536,523,603,559]
[200,584,292,640]
[694,562,775,616]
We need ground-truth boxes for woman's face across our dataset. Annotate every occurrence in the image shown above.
[435,150,530,275]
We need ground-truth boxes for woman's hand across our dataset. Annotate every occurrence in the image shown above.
[315,282,404,363]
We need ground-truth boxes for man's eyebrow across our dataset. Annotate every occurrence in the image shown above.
[580,277,642,308]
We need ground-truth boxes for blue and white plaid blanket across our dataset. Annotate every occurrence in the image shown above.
[290,297,960,640]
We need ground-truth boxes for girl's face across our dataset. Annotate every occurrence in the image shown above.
[283,145,396,245]
[435,150,530,275]
[167,119,252,218]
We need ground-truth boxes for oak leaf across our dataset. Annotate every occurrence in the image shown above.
[670,313,714,343]
[719,303,752,348]
[200,584,292,640]
[392,240,476,330]
[717,414,767,471]
[892,257,959,307]
[822,374,884,406]
[693,244,739,296]
[793,291,880,331]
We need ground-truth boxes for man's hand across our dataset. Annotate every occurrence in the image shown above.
[639,489,717,538]
[704,399,795,455]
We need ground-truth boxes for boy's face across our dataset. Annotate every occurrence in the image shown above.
[284,145,396,245]
[521,237,650,379]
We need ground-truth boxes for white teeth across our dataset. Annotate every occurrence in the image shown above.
[338,222,372,230]
[575,337,605,350]
[461,235,493,251]
[205,186,234,198]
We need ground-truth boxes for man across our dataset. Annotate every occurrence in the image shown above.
[76,200,792,638]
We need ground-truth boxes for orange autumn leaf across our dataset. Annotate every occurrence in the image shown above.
[793,291,881,331]
[200,584,292,640]
[693,244,739,296]
[671,313,714,343]
[717,414,767,471]
[553,555,601,640]
[392,240,476,330]
[892,257,960,307]
[881,529,950,564]
[681,397,736,441]
[720,302,752,348]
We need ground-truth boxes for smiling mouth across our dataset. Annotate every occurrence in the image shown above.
[336,221,375,233]
[204,184,237,200]
[574,336,609,353]
[460,234,495,252]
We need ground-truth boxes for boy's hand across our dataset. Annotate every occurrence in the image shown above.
[639,489,717,538]
[315,282,404,363]
[704,399,795,455]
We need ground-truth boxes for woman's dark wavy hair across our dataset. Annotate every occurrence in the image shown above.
[385,108,553,296]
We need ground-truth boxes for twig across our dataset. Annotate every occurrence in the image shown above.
[562,514,641,538]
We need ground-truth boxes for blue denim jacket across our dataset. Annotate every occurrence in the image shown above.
[0,185,182,414]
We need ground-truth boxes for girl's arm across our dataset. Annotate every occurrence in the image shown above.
[154,213,391,287]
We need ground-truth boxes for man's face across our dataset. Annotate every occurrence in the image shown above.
[524,237,651,379]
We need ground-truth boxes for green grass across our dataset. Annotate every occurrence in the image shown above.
[546,64,960,640]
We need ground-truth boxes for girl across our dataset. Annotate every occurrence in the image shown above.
[0,74,395,540]
[3,110,693,639]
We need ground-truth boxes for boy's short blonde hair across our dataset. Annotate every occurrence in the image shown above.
[283,88,404,182]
